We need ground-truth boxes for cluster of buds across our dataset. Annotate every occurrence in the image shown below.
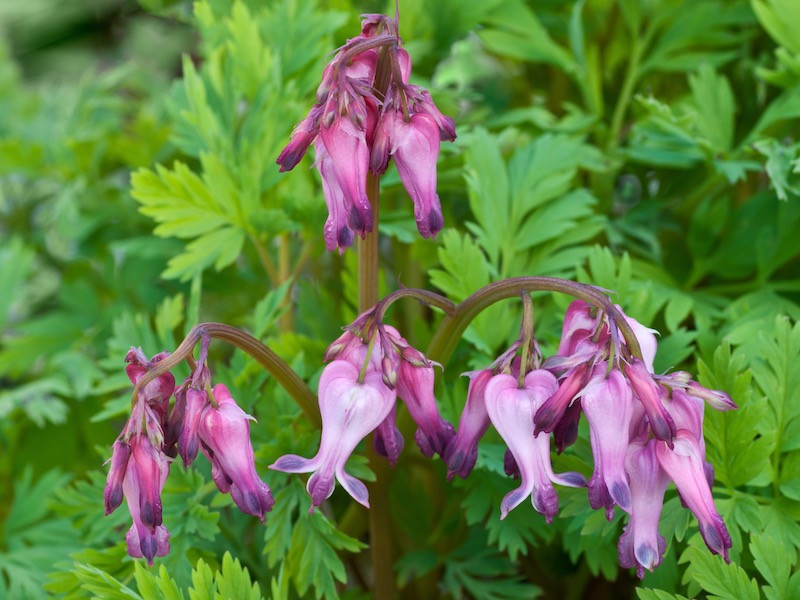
[444,300,736,577]
[104,346,273,564]
[271,311,455,511]
[276,13,456,253]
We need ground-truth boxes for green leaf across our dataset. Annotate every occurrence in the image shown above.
[680,543,760,600]
[479,0,577,74]
[750,534,794,600]
[215,552,263,600]
[689,64,735,152]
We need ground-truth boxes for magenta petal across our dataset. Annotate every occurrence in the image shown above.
[553,398,582,454]
[319,118,372,237]
[445,370,493,479]
[656,431,731,562]
[316,140,356,253]
[104,440,131,516]
[198,385,274,522]
[121,434,171,563]
[534,363,590,435]
[178,388,208,467]
[557,300,600,356]
[389,112,444,238]
[625,359,676,447]
[619,437,669,578]
[582,367,634,516]
[686,381,738,411]
[396,361,454,458]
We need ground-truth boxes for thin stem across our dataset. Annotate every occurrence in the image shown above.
[358,174,381,309]
[132,323,318,425]
[517,292,534,388]
[249,234,279,285]
[607,35,641,150]
[376,287,455,321]
[425,277,642,366]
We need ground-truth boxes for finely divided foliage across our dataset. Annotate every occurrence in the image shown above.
[1,0,800,599]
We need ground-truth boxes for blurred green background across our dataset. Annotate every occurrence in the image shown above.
[2,0,800,598]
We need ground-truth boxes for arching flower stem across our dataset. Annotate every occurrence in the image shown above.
[130,323,319,426]
[426,277,643,366]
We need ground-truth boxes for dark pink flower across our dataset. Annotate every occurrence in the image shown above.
[625,358,676,447]
[582,365,634,519]
[444,370,493,480]
[656,431,732,562]
[618,436,669,578]
[122,434,171,565]
[177,387,209,467]
[389,112,444,238]
[104,440,131,516]
[318,115,373,237]
[198,384,274,522]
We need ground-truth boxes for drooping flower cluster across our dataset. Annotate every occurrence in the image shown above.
[444,300,736,577]
[276,13,455,253]
[271,313,455,511]
[104,347,273,564]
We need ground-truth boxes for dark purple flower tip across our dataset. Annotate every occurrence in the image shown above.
[414,419,455,458]
[307,471,335,513]
[347,202,373,236]
[373,407,404,467]
[277,129,317,172]
[701,517,733,563]
[231,480,275,524]
[104,441,131,516]
[504,449,520,479]
[126,523,169,566]
[444,445,479,481]
[532,486,559,524]
[553,399,582,454]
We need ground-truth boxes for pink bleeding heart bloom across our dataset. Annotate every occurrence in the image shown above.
[444,369,493,479]
[388,111,444,238]
[198,384,274,522]
[619,436,670,578]
[177,387,209,467]
[315,140,355,253]
[318,113,373,237]
[625,358,676,447]
[270,360,395,511]
[484,370,587,522]
[582,365,634,519]
[121,434,171,565]
[656,431,732,561]
[396,357,454,458]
